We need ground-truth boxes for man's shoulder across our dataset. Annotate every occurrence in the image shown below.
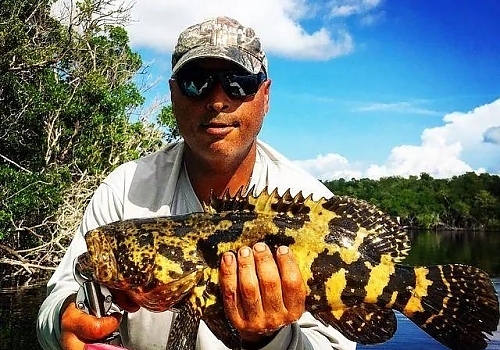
[108,142,183,176]
[99,142,184,194]
[92,142,185,216]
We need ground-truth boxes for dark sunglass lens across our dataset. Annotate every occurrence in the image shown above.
[176,70,266,99]
[222,72,265,98]
[177,72,212,97]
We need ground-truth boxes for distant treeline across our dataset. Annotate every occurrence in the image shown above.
[323,172,500,231]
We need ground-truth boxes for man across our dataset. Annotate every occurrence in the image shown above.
[37,16,356,350]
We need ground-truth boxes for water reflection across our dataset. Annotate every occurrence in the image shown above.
[405,230,500,277]
[1,230,499,349]
[0,283,45,350]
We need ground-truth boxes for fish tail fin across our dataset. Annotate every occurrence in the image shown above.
[400,264,499,350]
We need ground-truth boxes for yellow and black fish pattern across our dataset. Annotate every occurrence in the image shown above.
[76,188,500,350]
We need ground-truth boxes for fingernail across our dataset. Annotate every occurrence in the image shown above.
[240,247,251,257]
[278,246,289,255]
[254,242,266,252]
[223,253,233,264]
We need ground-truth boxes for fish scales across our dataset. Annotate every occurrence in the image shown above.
[76,187,500,350]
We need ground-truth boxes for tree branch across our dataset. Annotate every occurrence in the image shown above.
[0,153,32,173]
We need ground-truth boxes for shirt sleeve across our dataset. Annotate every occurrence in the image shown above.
[248,312,355,350]
[297,312,357,350]
[36,181,124,350]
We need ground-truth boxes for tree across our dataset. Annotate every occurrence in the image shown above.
[0,0,173,278]
[323,173,500,231]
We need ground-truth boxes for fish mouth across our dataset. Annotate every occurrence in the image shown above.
[127,269,204,312]
[74,252,94,282]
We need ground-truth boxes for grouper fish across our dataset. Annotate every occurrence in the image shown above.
[75,188,500,350]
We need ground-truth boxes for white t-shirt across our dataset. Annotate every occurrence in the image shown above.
[37,140,356,350]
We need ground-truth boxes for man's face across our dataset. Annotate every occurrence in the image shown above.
[169,58,271,166]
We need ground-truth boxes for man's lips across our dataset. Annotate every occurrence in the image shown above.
[201,121,239,136]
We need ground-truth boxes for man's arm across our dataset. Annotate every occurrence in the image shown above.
[37,182,124,350]
[37,229,88,350]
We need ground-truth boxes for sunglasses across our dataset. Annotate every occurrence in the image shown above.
[174,69,267,99]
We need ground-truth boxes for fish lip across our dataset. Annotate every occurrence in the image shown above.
[74,252,94,283]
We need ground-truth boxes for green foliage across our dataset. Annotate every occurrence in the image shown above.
[0,166,69,246]
[0,0,171,251]
[157,105,180,143]
[0,0,69,170]
[324,172,500,231]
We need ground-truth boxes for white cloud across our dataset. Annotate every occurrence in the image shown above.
[359,12,385,26]
[329,0,382,17]
[50,0,386,61]
[327,0,384,27]
[296,98,500,180]
[354,101,442,116]
[121,0,382,60]
[294,153,364,180]
[483,126,500,144]
[364,143,473,179]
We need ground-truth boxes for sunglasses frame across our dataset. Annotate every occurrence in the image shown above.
[174,69,267,99]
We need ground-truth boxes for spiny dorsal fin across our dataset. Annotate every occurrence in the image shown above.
[204,186,252,213]
[323,195,410,263]
[205,187,314,216]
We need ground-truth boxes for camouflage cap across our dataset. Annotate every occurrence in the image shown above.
[172,16,268,75]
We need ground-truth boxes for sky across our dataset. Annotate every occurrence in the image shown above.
[62,0,500,180]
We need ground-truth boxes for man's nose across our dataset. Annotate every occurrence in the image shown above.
[206,82,230,112]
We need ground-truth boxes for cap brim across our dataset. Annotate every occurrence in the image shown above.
[172,45,263,75]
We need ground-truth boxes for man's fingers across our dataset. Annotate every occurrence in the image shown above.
[220,243,307,338]
[236,246,263,319]
[220,251,244,322]
[252,242,283,314]
[61,331,85,350]
[61,297,121,349]
[275,245,306,317]
[74,312,121,341]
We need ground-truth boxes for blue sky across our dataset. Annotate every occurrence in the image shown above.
[69,0,500,180]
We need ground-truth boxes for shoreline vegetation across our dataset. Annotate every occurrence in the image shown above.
[323,172,500,232]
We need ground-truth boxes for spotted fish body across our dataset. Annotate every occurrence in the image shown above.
[76,188,499,350]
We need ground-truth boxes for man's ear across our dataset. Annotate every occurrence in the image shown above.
[263,79,271,114]
[169,79,177,108]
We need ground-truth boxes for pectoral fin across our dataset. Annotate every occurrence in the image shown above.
[167,301,202,350]
[202,302,242,350]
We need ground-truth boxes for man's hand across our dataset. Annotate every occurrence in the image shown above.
[219,242,307,345]
[59,292,134,350]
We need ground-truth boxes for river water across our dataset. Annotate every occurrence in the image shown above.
[1,230,499,350]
